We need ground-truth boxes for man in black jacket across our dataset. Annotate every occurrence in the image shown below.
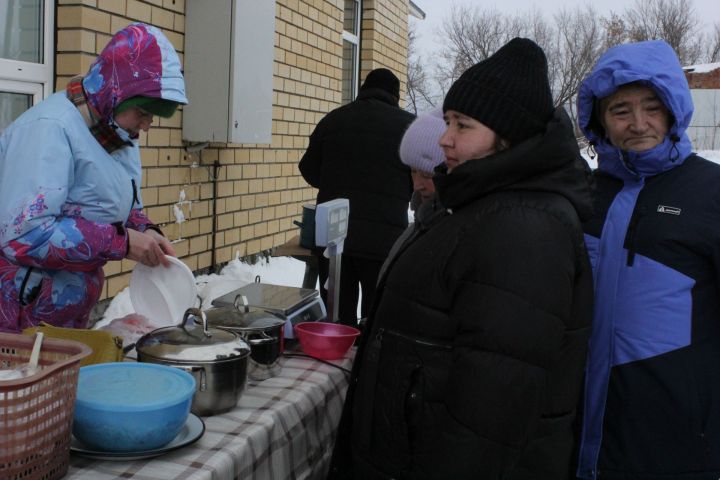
[299,68,415,326]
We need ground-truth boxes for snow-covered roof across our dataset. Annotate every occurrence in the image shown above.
[683,62,720,74]
[409,1,426,19]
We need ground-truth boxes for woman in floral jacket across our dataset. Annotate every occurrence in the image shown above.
[0,23,187,332]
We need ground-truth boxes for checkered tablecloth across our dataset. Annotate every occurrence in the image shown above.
[66,351,353,480]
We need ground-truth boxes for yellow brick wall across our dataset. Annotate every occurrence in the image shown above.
[54,0,410,302]
[360,0,410,93]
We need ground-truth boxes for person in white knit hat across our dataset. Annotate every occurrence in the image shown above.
[375,108,447,281]
[399,107,446,212]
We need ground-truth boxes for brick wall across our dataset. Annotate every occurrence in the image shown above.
[55,0,410,303]
[360,0,410,89]
[685,67,720,89]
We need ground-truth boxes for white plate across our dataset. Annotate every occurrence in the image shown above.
[130,255,197,327]
[70,413,205,461]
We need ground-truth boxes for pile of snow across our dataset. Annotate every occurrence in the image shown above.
[97,255,307,328]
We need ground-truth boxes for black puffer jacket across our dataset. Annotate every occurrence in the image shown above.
[299,88,414,260]
[329,109,594,480]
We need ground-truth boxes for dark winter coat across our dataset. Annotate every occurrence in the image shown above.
[329,108,594,480]
[299,88,414,260]
[576,40,720,479]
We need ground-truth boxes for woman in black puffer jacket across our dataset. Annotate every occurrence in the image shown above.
[328,38,594,480]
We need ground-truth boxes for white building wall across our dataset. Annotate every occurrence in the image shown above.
[688,89,720,150]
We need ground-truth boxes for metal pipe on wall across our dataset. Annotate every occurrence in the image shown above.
[210,160,220,273]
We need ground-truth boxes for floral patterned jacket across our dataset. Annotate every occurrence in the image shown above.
[0,23,187,332]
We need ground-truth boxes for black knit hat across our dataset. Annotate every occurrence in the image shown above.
[360,68,400,99]
[443,38,553,144]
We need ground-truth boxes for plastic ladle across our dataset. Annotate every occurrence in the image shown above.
[17,332,44,377]
[27,331,44,374]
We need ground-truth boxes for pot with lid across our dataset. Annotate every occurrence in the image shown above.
[204,295,285,381]
[136,307,250,416]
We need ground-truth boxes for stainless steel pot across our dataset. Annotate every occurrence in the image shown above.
[135,308,251,416]
[204,295,285,381]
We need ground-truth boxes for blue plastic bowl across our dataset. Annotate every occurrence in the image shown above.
[73,362,196,452]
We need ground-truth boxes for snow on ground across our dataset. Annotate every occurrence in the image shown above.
[97,255,307,328]
[698,150,720,163]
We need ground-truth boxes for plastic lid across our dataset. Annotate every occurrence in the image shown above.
[130,256,197,327]
[76,362,195,411]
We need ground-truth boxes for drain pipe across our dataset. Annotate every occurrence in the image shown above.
[209,160,220,273]
[184,142,220,274]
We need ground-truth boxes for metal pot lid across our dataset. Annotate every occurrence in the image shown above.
[136,308,250,362]
[204,294,286,331]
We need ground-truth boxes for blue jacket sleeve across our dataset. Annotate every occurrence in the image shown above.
[0,118,127,271]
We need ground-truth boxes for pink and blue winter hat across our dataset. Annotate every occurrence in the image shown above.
[82,23,188,122]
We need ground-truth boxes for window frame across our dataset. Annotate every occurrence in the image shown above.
[0,79,43,100]
[341,0,361,104]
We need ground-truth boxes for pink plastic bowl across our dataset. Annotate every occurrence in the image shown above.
[294,322,360,360]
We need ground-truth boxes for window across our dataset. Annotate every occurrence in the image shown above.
[341,0,360,105]
[0,0,54,132]
[0,80,41,131]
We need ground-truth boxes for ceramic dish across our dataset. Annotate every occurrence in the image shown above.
[70,412,205,461]
[130,255,197,327]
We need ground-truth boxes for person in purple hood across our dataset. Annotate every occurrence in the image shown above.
[0,23,188,332]
[577,40,720,479]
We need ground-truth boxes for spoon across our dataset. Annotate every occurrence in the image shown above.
[27,332,44,374]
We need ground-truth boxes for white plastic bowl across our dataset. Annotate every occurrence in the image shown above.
[130,256,197,327]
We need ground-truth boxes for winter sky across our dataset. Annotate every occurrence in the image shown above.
[412,0,720,62]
